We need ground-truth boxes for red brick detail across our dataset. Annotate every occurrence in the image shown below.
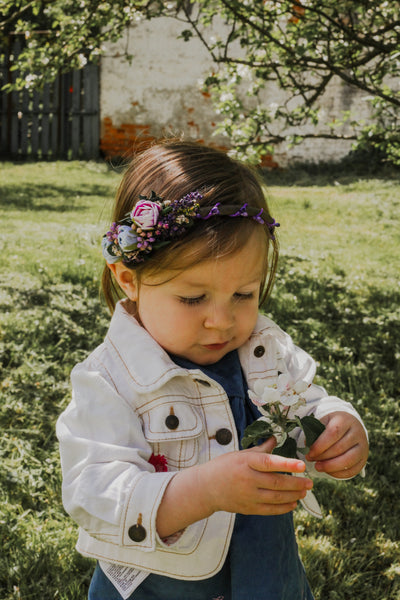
[100,117,156,159]
[100,117,279,168]
[259,154,280,169]
[288,1,305,23]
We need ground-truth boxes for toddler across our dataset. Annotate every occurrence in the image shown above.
[57,141,368,599]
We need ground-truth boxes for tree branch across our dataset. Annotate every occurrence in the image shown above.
[0,0,42,31]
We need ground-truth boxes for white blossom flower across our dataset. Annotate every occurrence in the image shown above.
[236,64,251,79]
[77,54,87,68]
[219,92,235,103]
[293,380,309,394]
[243,371,326,519]
[253,374,310,408]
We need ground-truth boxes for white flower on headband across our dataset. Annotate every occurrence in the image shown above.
[118,226,138,252]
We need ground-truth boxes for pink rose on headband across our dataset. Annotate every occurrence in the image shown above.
[131,200,160,230]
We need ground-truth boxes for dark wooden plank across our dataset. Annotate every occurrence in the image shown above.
[90,64,100,159]
[62,70,72,158]
[10,39,21,157]
[10,91,20,156]
[30,87,40,157]
[41,83,50,157]
[51,73,60,158]
[58,72,66,158]
[82,65,92,159]
[83,63,99,159]
[0,45,9,155]
[71,69,81,158]
[20,87,29,155]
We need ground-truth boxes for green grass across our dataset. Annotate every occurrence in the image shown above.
[0,161,399,599]
[267,176,399,290]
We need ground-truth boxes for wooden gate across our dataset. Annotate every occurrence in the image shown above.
[0,37,99,160]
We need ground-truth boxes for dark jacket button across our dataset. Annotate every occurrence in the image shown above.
[215,428,233,445]
[254,345,265,357]
[128,523,147,542]
[165,414,179,430]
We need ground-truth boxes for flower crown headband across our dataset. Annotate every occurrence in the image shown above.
[102,190,279,266]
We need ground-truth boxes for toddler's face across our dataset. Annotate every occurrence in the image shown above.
[132,229,267,365]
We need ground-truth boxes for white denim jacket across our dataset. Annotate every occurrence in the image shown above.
[57,300,365,580]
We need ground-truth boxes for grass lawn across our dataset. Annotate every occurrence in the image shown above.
[0,161,399,599]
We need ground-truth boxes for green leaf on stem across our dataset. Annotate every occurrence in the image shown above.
[300,415,326,447]
[272,436,298,459]
[241,420,273,449]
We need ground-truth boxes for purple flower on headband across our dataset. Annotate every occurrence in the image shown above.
[201,203,221,220]
[131,200,161,230]
[230,203,248,217]
[102,189,280,266]
[118,225,138,252]
[105,222,119,242]
[253,210,265,225]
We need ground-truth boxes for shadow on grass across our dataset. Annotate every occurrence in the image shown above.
[265,256,400,396]
[0,182,112,211]
[300,435,400,599]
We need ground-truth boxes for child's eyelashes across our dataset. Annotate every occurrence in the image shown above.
[178,295,205,305]
[178,292,255,306]
[234,292,255,301]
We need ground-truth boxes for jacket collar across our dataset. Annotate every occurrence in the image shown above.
[105,301,190,393]
[105,301,280,393]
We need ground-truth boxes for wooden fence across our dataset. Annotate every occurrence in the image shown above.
[0,37,99,160]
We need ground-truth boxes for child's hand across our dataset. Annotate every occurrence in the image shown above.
[306,411,368,479]
[157,437,313,538]
[201,437,313,517]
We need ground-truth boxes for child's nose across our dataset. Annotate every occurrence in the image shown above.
[203,303,234,331]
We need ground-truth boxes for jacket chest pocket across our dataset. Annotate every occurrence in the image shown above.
[142,403,204,470]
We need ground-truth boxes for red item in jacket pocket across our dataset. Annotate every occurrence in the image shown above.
[149,453,168,472]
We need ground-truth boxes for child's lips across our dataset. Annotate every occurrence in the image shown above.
[203,342,229,351]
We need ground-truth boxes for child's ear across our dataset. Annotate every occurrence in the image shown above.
[108,263,138,301]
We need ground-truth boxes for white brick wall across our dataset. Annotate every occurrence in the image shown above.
[101,17,373,165]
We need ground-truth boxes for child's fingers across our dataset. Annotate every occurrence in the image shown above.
[307,412,368,466]
[201,449,312,515]
[314,446,356,474]
[244,436,276,454]
[306,412,350,460]
[315,453,366,479]
[247,449,307,475]
[308,428,354,461]
[254,470,313,493]
[314,438,368,474]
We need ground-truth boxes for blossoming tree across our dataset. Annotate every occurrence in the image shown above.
[2,0,399,164]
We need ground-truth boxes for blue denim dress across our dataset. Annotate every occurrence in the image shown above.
[89,350,314,600]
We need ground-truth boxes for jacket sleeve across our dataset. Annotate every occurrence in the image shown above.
[243,318,367,479]
[275,328,368,478]
[56,360,176,552]
[275,329,364,421]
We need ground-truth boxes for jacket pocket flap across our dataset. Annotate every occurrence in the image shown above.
[142,403,203,442]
